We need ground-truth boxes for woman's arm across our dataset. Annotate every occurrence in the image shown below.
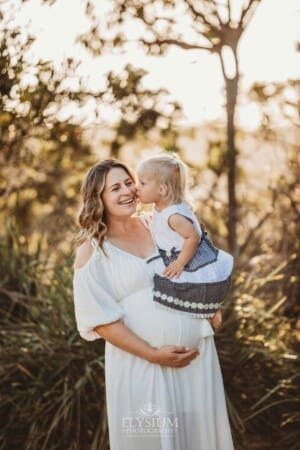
[74,243,199,367]
[163,213,200,279]
[94,320,200,368]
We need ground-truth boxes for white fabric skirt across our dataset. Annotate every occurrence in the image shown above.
[104,287,235,450]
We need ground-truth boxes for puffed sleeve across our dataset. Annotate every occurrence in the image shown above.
[73,255,124,341]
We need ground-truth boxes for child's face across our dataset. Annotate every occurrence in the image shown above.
[136,173,162,204]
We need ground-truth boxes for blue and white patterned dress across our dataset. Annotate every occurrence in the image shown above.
[149,204,234,318]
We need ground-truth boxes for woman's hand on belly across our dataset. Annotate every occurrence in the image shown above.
[149,345,200,368]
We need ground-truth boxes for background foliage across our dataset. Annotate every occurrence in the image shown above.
[0,1,299,449]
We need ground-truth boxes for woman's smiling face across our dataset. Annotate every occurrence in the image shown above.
[102,167,137,218]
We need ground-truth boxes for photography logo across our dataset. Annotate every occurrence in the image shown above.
[122,402,179,437]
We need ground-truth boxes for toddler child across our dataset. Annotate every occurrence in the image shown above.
[136,153,234,329]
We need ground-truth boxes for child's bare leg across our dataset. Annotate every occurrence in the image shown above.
[209,309,222,330]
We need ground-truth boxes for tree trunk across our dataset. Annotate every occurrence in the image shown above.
[219,49,239,257]
[226,74,238,256]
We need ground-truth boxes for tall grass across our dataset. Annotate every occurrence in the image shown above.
[0,228,108,450]
[0,226,299,450]
[218,252,300,450]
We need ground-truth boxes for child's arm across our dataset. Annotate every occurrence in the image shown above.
[163,214,200,279]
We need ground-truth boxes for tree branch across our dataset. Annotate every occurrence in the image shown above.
[240,187,277,254]
[282,181,300,220]
[139,12,177,28]
[191,24,216,48]
[207,0,224,27]
[239,0,261,30]
[227,0,232,23]
[183,0,220,31]
[140,38,213,52]
[218,49,226,80]
[240,210,272,254]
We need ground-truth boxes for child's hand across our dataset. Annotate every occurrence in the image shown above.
[163,259,184,279]
[209,309,222,330]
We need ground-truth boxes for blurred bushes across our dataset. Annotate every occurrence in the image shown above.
[0,226,109,450]
[218,253,299,450]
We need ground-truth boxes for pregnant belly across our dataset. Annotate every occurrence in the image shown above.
[121,287,214,349]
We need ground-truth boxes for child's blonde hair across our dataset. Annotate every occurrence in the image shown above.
[137,153,193,208]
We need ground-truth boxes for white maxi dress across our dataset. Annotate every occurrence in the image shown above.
[73,231,235,450]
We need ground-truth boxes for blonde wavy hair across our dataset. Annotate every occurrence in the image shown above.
[76,159,135,249]
[136,153,193,209]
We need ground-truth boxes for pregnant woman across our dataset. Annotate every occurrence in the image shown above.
[73,159,235,450]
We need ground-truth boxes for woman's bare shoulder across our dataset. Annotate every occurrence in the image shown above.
[74,240,94,269]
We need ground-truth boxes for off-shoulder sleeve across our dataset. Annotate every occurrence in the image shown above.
[73,256,124,341]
